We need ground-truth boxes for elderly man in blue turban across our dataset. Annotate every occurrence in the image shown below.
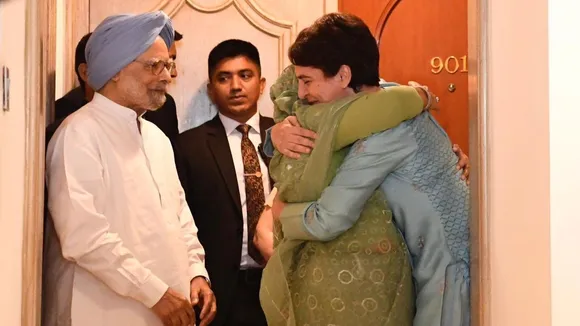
[44,11,216,326]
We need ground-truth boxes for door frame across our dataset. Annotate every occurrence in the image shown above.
[467,0,491,324]
[59,0,89,102]
[21,0,56,324]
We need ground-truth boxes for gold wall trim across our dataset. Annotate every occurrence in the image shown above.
[374,0,400,43]
[149,0,173,11]
[157,0,297,73]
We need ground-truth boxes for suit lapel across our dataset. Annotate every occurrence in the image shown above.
[258,115,276,189]
[258,115,274,167]
[206,116,242,213]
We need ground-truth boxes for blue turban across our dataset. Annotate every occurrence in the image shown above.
[85,11,174,90]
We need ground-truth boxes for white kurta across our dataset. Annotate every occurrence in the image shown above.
[43,93,208,326]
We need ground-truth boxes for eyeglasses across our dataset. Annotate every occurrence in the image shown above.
[135,59,176,75]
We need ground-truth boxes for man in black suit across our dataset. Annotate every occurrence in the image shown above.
[175,39,273,326]
[46,32,93,147]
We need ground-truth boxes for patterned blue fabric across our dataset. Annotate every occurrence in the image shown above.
[381,113,471,326]
[396,113,470,273]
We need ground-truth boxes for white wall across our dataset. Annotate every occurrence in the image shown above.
[548,1,580,325]
[0,0,26,324]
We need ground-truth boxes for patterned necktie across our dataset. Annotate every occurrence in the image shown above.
[236,124,265,265]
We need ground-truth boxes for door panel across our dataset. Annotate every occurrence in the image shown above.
[340,0,469,154]
[339,0,390,32]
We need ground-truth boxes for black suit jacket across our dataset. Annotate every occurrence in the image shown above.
[175,114,275,326]
[47,92,178,148]
[143,93,179,144]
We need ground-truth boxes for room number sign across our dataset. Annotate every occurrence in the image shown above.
[430,55,468,74]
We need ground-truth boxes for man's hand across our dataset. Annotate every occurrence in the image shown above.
[271,116,317,159]
[453,144,470,184]
[151,288,195,326]
[190,276,216,326]
[254,207,275,261]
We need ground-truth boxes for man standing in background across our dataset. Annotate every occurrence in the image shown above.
[176,39,272,326]
[46,32,93,146]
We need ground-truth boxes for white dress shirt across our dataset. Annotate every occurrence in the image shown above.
[43,93,208,326]
[218,112,270,269]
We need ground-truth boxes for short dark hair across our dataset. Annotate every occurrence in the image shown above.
[207,39,261,79]
[289,13,379,90]
[174,30,183,41]
[75,32,92,90]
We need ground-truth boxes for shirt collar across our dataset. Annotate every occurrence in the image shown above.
[91,92,140,123]
[218,112,261,136]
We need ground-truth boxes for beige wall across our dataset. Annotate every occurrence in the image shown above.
[485,0,552,324]
[484,0,580,324]
[0,0,26,325]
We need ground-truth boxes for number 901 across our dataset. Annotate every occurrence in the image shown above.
[430,55,468,74]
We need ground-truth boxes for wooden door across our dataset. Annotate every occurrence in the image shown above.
[340,0,468,154]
